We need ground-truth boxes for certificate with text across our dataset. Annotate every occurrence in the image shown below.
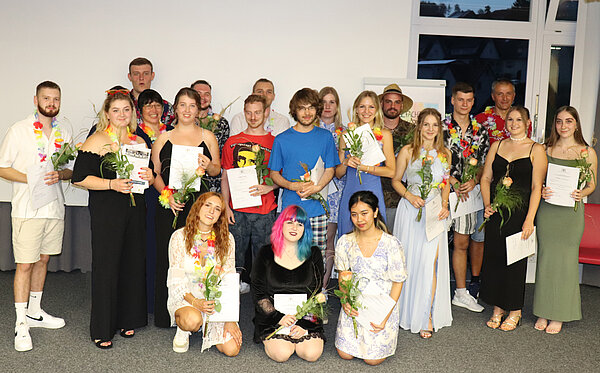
[506,227,537,266]
[227,166,262,209]
[545,163,579,207]
[123,144,150,194]
[169,144,204,190]
[449,184,484,219]
[274,294,306,335]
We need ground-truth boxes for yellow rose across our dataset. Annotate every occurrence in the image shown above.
[251,144,261,153]
[315,293,327,304]
[339,270,353,282]
[195,167,205,177]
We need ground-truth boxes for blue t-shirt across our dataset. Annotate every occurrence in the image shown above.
[269,126,340,217]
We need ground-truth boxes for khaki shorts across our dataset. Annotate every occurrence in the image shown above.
[12,218,64,263]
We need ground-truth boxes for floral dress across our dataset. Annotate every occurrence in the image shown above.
[334,232,407,359]
[167,229,236,351]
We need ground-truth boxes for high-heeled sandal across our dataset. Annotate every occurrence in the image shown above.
[500,314,522,331]
[486,313,504,329]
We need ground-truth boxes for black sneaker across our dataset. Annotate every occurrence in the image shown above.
[468,281,480,299]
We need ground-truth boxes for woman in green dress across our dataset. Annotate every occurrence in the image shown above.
[533,106,597,334]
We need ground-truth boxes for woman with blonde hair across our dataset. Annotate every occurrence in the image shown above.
[168,192,241,354]
[336,91,396,238]
[392,108,452,338]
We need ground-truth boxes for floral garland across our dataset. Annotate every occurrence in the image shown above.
[33,111,63,163]
[373,127,383,142]
[446,115,480,158]
[190,231,219,292]
[264,115,275,134]
[483,106,504,139]
[139,122,166,142]
[105,124,137,144]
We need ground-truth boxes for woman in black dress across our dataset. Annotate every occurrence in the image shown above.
[72,89,155,349]
[151,88,221,327]
[251,205,325,362]
[479,106,546,331]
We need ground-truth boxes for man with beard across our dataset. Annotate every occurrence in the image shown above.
[229,78,290,136]
[191,79,230,192]
[0,81,72,351]
[222,95,277,293]
[128,57,175,125]
[379,84,415,227]
[268,88,339,268]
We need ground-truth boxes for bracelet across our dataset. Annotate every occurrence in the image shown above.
[108,179,112,190]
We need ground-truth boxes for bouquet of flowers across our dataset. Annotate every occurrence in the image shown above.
[252,144,274,186]
[574,148,595,212]
[292,162,330,218]
[202,260,224,337]
[101,142,136,206]
[198,97,240,133]
[334,270,362,338]
[52,141,83,171]
[158,167,206,228]
[342,122,374,184]
[415,152,448,222]
[478,173,524,232]
[454,157,481,212]
[265,289,327,340]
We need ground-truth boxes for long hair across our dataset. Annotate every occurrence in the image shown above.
[348,191,388,233]
[173,87,202,122]
[183,192,230,264]
[506,105,531,137]
[96,90,137,135]
[411,108,446,162]
[270,205,313,260]
[318,86,343,129]
[545,105,588,148]
[352,90,384,128]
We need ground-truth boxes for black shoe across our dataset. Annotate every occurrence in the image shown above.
[468,281,480,299]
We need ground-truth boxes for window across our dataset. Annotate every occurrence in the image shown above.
[419,0,531,21]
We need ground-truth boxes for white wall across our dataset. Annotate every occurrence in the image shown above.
[0,0,413,204]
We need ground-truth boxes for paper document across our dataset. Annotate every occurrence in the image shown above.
[28,162,59,210]
[273,294,307,335]
[122,144,150,194]
[506,227,537,266]
[206,273,240,322]
[545,163,579,207]
[227,166,262,209]
[449,184,484,219]
[301,156,328,201]
[169,144,204,190]
[425,194,446,242]
[355,293,397,329]
[344,124,386,166]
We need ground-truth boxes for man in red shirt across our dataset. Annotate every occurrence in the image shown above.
[475,79,525,144]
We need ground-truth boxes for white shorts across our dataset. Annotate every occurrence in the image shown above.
[12,218,64,263]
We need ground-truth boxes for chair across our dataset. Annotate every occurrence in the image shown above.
[579,203,600,265]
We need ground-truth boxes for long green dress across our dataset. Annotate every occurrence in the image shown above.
[533,155,584,322]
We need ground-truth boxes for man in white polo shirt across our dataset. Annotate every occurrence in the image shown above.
[0,81,72,351]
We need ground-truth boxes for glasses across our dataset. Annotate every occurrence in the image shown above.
[143,103,163,110]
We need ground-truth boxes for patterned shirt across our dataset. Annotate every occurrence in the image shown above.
[130,90,175,126]
[200,108,230,193]
[474,106,532,144]
[381,118,415,208]
[443,114,490,181]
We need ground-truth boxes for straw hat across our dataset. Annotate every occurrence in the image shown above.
[379,84,413,114]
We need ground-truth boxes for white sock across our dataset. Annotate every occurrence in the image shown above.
[456,288,467,296]
[15,302,28,324]
[27,291,43,316]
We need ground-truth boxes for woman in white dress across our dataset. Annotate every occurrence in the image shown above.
[167,192,242,355]
[335,191,407,366]
[392,108,452,338]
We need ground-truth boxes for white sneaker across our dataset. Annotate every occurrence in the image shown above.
[452,290,484,312]
[15,322,33,352]
[239,281,250,294]
[173,328,190,353]
[26,310,65,329]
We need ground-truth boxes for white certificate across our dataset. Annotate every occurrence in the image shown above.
[344,124,386,167]
[27,162,59,210]
[355,293,396,329]
[506,227,537,266]
[425,194,446,242]
[545,163,579,207]
[206,273,240,322]
[273,293,306,335]
[169,144,204,190]
[122,144,150,194]
[227,166,262,209]
[301,156,328,201]
[449,184,484,219]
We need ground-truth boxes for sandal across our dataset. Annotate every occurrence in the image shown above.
[534,318,548,331]
[94,339,113,349]
[500,314,522,332]
[120,329,135,338]
[545,321,563,335]
[486,313,504,329]
[419,330,433,339]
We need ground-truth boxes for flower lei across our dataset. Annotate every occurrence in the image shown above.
[33,111,63,163]
[264,115,275,134]
[483,106,504,139]
[446,116,480,158]
[372,127,383,142]
[105,124,137,144]
[190,231,218,291]
[139,122,166,142]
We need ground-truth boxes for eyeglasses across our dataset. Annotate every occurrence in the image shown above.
[143,103,163,110]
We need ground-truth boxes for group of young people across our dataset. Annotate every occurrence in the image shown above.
[0,57,596,365]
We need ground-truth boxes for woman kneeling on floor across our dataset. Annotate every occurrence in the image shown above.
[167,192,242,355]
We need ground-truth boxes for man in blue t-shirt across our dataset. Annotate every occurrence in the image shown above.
[269,88,340,269]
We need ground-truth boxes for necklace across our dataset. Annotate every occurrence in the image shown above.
[198,229,212,234]
[510,135,527,141]
[33,111,62,163]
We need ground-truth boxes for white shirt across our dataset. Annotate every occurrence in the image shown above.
[0,114,72,219]
[229,109,290,137]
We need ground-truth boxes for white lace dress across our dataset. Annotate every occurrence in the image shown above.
[167,229,236,351]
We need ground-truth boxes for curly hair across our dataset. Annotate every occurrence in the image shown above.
[289,88,323,122]
[183,192,230,264]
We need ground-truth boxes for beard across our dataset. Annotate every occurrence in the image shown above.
[38,104,59,118]
[383,109,400,120]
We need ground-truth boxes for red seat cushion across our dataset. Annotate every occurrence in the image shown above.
[579,203,600,265]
